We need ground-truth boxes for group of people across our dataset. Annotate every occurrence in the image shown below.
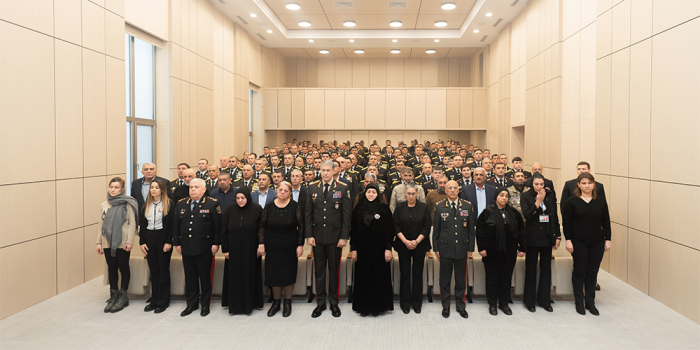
[96,138,611,319]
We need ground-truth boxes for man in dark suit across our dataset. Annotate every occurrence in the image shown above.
[172,178,221,317]
[524,163,557,203]
[460,168,497,218]
[290,169,307,220]
[251,173,276,208]
[560,161,607,213]
[305,160,352,318]
[433,180,476,319]
[130,163,173,213]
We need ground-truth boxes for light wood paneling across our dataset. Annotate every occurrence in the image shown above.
[628,38,651,175]
[82,0,105,53]
[446,89,460,128]
[610,48,630,177]
[265,89,278,129]
[57,228,85,294]
[403,59,421,87]
[56,179,84,233]
[277,89,292,128]
[106,56,126,175]
[385,90,406,128]
[54,0,81,45]
[0,235,57,319]
[473,89,487,129]
[83,176,107,226]
[458,89,473,128]
[105,10,124,60]
[405,90,426,129]
[595,56,612,175]
[84,224,104,281]
[649,181,700,250]
[426,89,447,129]
[307,59,318,87]
[304,89,323,128]
[609,223,628,282]
[318,59,335,87]
[448,58,460,87]
[612,0,631,52]
[369,59,387,87]
[291,89,306,128]
[596,9,612,59]
[649,236,700,324]
[344,90,364,129]
[421,59,438,87]
[0,181,56,248]
[630,0,653,44]
[459,58,471,87]
[335,59,352,87]
[55,39,83,180]
[82,48,107,178]
[352,59,370,88]
[386,58,404,87]
[609,176,629,226]
[627,229,649,294]
[296,58,308,87]
[365,90,386,128]
[324,90,344,129]
[437,58,449,87]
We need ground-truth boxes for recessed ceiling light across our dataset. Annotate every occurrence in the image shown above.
[426,49,436,54]
[298,21,311,27]
[267,30,273,33]
[392,39,398,42]
[390,49,401,54]
[286,3,301,10]
[434,39,440,42]
[308,39,314,42]
[319,49,329,54]
[250,13,257,17]
[343,21,356,27]
[473,29,480,33]
[441,2,456,10]
[354,49,364,54]
[435,21,448,27]
[485,13,493,17]
[349,39,355,42]
[390,21,402,27]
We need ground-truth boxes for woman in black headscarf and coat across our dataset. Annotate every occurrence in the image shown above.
[476,187,526,316]
[350,183,395,316]
[220,187,264,315]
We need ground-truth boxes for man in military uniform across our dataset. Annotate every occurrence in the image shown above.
[432,180,476,319]
[205,165,220,191]
[507,170,530,219]
[445,156,465,181]
[499,154,512,173]
[505,157,532,179]
[217,156,230,175]
[457,166,473,192]
[196,158,209,180]
[305,160,352,318]
[253,159,268,180]
[487,163,513,188]
[172,178,221,317]
[302,169,316,188]
[232,165,258,192]
[227,156,243,181]
[173,169,209,202]
[170,163,190,193]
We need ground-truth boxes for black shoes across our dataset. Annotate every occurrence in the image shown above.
[596,283,601,291]
[401,306,410,314]
[457,309,468,319]
[489,306,497,316]
[499,305,512,316]
[312,304,326,318]
[441,308,450,318]
[146,297,153,304]
[526,306,536,313]
[330,304,341,317]
[200,307,210,317]
[576,304,586,315]
[267,299,281,317]
[283,299,292,317]
[413,306,421,314]
[538,303,553,312]
[144,304,157,312]
[586,303,599,316]
[154,306,167,314]
[180,305,199,317]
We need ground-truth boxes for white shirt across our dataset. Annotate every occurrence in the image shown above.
[146,200,163,230]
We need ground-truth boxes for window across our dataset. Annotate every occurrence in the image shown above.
[125,34,156,188]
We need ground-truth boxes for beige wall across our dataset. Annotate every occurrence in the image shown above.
[484,0,700,324]
[264,88,487,132]
[0,0,126,319]
[284,58,472,88]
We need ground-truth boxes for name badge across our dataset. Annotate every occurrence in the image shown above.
[333,191,342,198]
[459,210,468,217]
[200,209,210,214]
[539,215,549,223]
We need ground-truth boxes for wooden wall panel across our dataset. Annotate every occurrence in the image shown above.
[296,58,308,87]
[318,59,335,87]
[345,90,365,129]
[446,89,460,128]
[307,59,319,87]
[386,58,404,86]
[473,89,487,128]
[385,90,406,128]
[437,58,449,87]
[460,58,471,87]
[304,89,323,128]
[365,90,386,128]
[404,59,422,87]
[421,59,438,87]
[324,90,344,129]
[292,89,305,128]
[335,59,352,87]
[277,89,292,128]
[352,58,370,88]
[369,59,387,87]
[459,90,474,128]
[264,89,278,129]
[405,90,426,129]
[426,89,447,129]
[285,58,297,87]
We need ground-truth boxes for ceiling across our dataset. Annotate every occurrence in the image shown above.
[212,0,529,58]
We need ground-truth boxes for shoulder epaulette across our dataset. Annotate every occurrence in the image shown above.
[209,197,218,201]
[436,198,447,205]
[171,178,178,181]
[336,181,347,186]
[178,197,187,202]
[311,180,320,185]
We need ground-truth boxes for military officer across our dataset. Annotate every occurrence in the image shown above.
[205,165,220,191]
[432,180,476,319]
[232,165,259,192]
[172,178,221,317]
[227,156,243,181]
[195,159,209,180]
[305,160,352,318]
[170,163,190,193]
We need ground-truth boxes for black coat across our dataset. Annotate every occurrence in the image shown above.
[476,206,526,254]
[172,196,222,256]
[138,198,176,244]
[524,177,557,202]
[520,188,561,247]
[392,201,432,254]
[460,183,497,214]
[560,178,607,213]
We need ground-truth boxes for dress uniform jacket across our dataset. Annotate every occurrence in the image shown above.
[170,178,185,194]
[304,180,352,245]
[228,167,243,182]
[196,170,209,180]
[487,176,514,188]
[232,178,258,192]
[172,197,222,256]
[506,169,532,179]
[432,198,476,259]
[173,184,210,203]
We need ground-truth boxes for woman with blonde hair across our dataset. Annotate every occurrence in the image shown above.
[97,177,138,313]
[139,178,175,313]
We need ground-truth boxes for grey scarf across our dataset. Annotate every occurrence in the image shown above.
[102,190,139,256]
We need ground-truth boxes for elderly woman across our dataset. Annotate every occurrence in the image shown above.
[392,183,432,314]
[97,177,138,313]
[350,183,395,317]
[476,187,526,316]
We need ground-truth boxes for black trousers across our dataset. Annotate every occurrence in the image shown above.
[523,245,552,308]
[104,248,130,290]
[483,251,516,307]
[439,256,467,311]
[397,248,425,309]
[571,239,605,305]
[182,253,213,308]
[144,230,173,308]
[313,244,342,306]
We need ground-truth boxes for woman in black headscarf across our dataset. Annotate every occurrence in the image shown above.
[350,183,395,316]
[476,187,526,316]
[220,187,264,315]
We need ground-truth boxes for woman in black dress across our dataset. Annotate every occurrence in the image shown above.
[220,187,264,315]
[476,187,526,316]
[563,172,611,316]
[261,181,304,317]
[350,183,394,316]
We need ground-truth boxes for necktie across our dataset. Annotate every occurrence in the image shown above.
[190,200,197,212]
[499,179,503,186]
[451,202,457,216]
[179,180,183,186]
[427,176,431,182]
[245,181,249,187]
[324,184,329,197]
[316,171,319,178]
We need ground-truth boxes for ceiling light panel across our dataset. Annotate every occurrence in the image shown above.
[285,3,301,10]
